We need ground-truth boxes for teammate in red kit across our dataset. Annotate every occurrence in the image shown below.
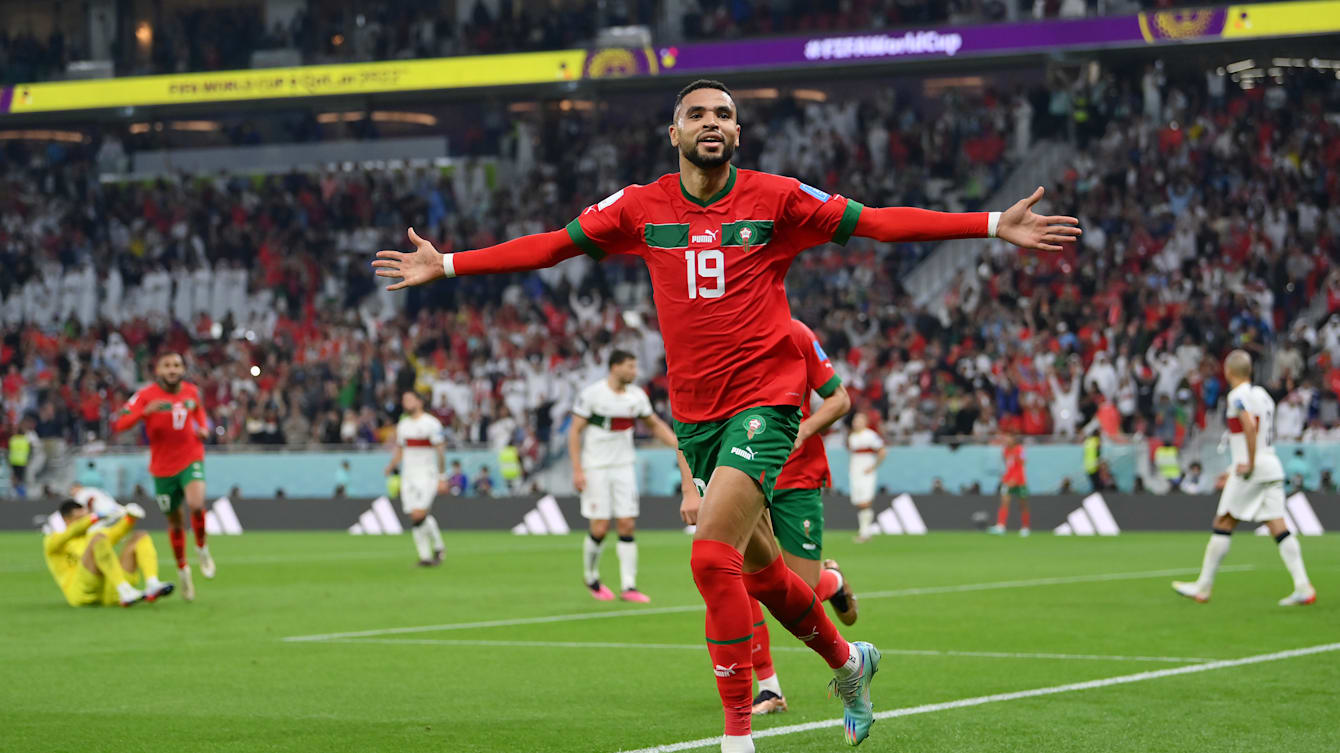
[749,318,857,716]
[373,80,1079,751]
[112,352,214,601]
[990,433,1030,536]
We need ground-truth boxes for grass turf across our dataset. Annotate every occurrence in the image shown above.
[0,529,1335,752]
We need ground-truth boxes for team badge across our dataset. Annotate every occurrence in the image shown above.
[743,414,766,439]
[739,226,753,243]
[802,519,812,535]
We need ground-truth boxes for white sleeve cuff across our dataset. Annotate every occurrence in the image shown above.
[987,211,1001,238]
[441,253,456,279]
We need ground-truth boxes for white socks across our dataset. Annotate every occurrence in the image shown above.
[583,533,606,585]
[411,522,432,561]
[1276,532,1311,591]
[1195,530,1232,590]
[721,734,755,753]
[857,508,875,538]
[616,536,638,592]
[423,515,444,553]
[836,642,863,679]
[756,672,782,697]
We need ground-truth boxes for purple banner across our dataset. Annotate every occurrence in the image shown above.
[655,14,1172,74]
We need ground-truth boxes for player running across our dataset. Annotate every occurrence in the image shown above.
[385,390,448,566]
[750,318,857,716]
[848,412,886,543]
[44,498,173,607]
[374,80,1078,751]
[111,352,212,601]
[989,433,1030,536]
[1173,350,1316,606]
[570,349,679,602]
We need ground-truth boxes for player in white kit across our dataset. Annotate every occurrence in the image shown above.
[569,350,679,602]
[1173,350,1316,606]
[848,412,887,543]
[385,391,448,567]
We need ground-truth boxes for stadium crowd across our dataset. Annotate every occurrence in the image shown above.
[2,67,1339,485]
[4,0,1210,83]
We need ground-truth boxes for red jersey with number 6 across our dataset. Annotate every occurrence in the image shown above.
[775,319,842,490]
[566,165,864,423]
[112,382,207,476]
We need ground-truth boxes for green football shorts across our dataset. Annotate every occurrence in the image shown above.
[769,487,824,560]
[674,406,800,505]
[153,461,205,513]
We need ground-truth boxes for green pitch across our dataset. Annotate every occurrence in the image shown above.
[1,530,1336,752]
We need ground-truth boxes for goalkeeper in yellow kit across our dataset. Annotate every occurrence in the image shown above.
[43,498,175,607]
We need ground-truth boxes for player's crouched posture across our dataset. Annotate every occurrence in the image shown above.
[385,391,448,566]
[1173,350,1316,606]
[44,499,174,607]
[374,79,1078,752]
[570,349,678,602]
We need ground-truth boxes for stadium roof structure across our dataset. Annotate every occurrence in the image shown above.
[1,0,1338,120]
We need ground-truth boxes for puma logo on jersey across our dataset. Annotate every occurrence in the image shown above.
[731,446,756,461]
[714,663,739,677]
[692,228,719,244]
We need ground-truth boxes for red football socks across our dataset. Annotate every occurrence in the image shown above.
[750,599,775,683]
[996,505,1009,527]
[1021,509,1031,528]
[690,540,754,736]
[744,556,850,669]
[816,568,841,601]
[168,526,187,568]
[191,509,207,547]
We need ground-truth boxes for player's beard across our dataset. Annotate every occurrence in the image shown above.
[682,137,735,169]
[158,375,182,391]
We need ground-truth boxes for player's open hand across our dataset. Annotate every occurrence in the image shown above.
[996,187,1082,252]
[572,467,587,493]
[373,228,447,290]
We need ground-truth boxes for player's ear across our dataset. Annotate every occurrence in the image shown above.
[668,122,679,148]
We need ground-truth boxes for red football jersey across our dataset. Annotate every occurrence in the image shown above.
[567,165,863,423]
[113,382,207,476]
[1002,444,1026,486]
[775,319,842,490]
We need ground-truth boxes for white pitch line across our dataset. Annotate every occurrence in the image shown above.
[615,642,1340,753]
[308,637,1212,663]
[281,565,1255,643]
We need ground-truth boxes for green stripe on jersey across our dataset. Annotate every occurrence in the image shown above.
[565,219,606,260]
[644,223,690,249]
[722,220,773,247]
[816,373,842,399]
[833,199,864,246]
[586,413,607,428]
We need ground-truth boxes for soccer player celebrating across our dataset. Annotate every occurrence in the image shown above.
[570,349,679,602]
[44,498,173,607]
[989,432,1030,536]
[112,352,212,601]
[1173,350,1316,606]
[374,80,1079,751]
[750,318,857,716]
[384,390,448,566]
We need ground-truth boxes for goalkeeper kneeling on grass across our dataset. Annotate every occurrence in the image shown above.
[43,498,175,607]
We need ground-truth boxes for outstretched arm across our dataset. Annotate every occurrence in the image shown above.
[374,228,583,290]
[853,187,1080,252]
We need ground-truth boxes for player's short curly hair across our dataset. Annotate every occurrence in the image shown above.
[673,79,735,120]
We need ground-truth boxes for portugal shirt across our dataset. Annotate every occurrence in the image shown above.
[566,165,863,423]
[396,413,445,479]
[775,320,842,490]
[113,383,207,477]
[572,379,654,470]
[1225,383,1283,481]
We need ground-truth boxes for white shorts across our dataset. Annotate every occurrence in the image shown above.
[580,465,639,520]
[1216,475,1285,522]
[850,472,877,506]
[401,475,439,514]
